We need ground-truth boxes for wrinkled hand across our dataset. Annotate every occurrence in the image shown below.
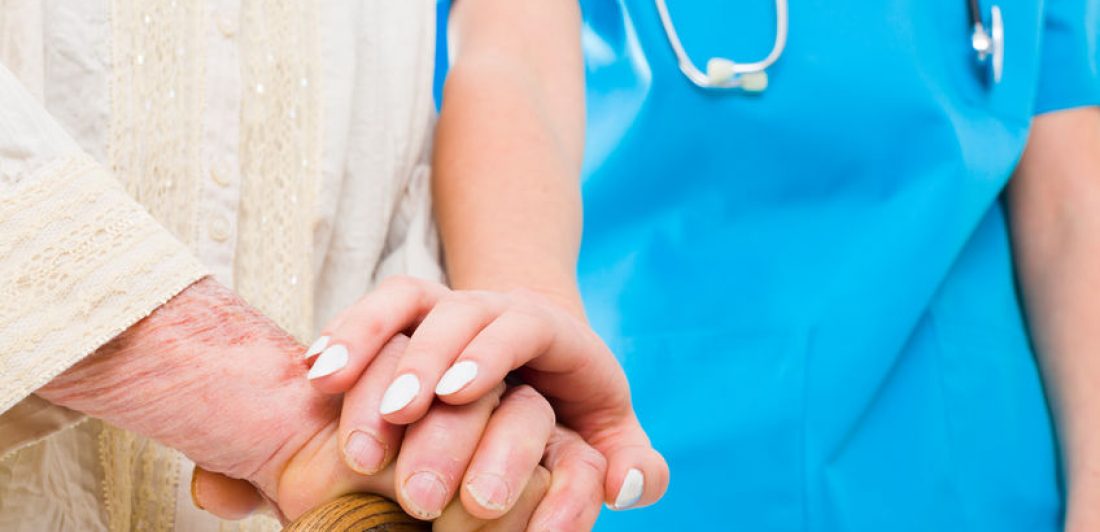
[38,279,603,530]
[305,276,669,510]
[195,335,607,530]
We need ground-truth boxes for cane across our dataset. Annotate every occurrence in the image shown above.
[284,493,427,531]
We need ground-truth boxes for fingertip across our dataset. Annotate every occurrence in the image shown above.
[304,340,364,395]
[305,343,349,381]
[434,360,479,396]
[398,469,449,520]
[607,467,645,510]
[643,448,672,505]
[378,373,431,423]
[434,380,507,410]
[342,429,391,475]
[530,437,605,531]
[303,335,331,360]
[605,448,670,511]
[191,467,264,521]
[460,472,512,520]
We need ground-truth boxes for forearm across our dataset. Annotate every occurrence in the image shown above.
[1008,107,1100,528]
[433,0,586,316]
[36,278,334,497]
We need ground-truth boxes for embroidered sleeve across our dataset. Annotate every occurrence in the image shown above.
[0,64,207,414]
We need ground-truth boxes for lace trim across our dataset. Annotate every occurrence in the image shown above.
[98,423,180,532]
[0,154,204,526]
[235,0,321,342]
[0,154,206,412]
[98,0,319,529]
[108,0,205,246]
[100,1,208,529]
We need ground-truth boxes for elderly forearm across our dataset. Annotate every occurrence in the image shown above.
[1008,107,1100,528]
[36,278,334,497]
[433,0,586,316]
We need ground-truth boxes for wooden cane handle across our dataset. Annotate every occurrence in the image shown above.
[284,493,428,531]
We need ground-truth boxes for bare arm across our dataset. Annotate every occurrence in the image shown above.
[423,1,669,510]
[433,0,586,315]
[1007,106,1100,531]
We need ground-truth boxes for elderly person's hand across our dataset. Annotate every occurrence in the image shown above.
[36,278,604,530]
[196,335,607,530]
[304,276,670,511]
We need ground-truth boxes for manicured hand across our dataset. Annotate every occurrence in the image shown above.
[187,329,605,529]
[36,279,603,529]
[305,276,669,510]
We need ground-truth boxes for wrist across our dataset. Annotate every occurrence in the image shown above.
[37,277,334,496]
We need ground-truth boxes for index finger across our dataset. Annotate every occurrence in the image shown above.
[304,276,447,394]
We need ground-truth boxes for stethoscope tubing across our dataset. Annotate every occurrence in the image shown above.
[655,0,1003,90]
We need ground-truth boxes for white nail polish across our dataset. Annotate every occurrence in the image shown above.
[611,468,644,510]
[435,361,478,396]
[307,344,348,380]
[304,335,330,359]
[380,374,421,415]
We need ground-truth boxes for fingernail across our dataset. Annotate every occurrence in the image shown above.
[344,431,387,474]
[610,468,644,510]
[303,335,330,359]
[402,471,447,519]
[307,344,348,380]
[190,470,204,510]
[466,473,510,512]
[435,360,478,396]
[379,373,420,414]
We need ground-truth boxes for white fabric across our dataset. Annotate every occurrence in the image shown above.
[0,1,442,530]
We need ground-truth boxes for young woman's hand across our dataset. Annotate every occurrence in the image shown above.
[196,335,606,529]
[37,279,605,530]
[305,276,669,510]
[277,334,607,528]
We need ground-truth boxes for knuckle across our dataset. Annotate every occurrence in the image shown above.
[570,445,609,480]
[506,385,556,426]
[383,275,438,305]
[529,465,552,494]
[439,292,484,314]
[381,274,419,292]
[363,315,390,339]
[506,286,541,305]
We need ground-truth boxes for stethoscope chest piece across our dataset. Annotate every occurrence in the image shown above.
[970,4,1004,84]
[654,0,788,92]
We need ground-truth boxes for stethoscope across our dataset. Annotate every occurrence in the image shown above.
[654,0,1005,92]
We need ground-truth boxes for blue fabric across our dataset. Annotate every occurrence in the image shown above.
[434,0,451,108]
[575,1,1098,530]
[1036,0,1100,113]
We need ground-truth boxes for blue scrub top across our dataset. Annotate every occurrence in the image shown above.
[574,1,1100,531]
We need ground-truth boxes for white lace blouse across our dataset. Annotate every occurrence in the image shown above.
[0,1,443,530]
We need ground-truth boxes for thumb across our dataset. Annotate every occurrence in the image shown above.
[575,409,670,511]
[190,466,270,521]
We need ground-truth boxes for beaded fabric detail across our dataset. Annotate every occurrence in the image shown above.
[101,1,207,530]
[235,0,320,342]
[108,0,204,246]
[99,0,317,530]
